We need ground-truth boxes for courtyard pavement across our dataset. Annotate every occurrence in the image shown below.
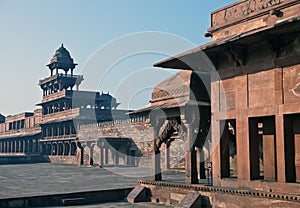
[0,163,185,199]
[35,202,174,208]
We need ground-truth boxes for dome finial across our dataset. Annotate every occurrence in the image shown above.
[61,43,64,47]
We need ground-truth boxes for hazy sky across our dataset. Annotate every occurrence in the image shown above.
[0,0,237,116]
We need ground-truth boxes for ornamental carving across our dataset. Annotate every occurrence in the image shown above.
[152,85,190,101]
[212,0,283,27]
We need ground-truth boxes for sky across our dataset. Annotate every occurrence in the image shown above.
[0,0,237,116]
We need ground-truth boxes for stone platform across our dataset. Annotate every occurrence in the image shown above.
[0,163,182,199]
[0,163,184,207]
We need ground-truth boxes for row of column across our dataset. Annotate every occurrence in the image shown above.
[41,141,77,156]
[8,119,25,130]
[43,100,72,115]
[0,138,39,155]
[152,118,207,184]
[79,140,136,167]
[43,123,76,138]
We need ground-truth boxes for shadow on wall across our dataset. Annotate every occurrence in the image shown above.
[0,154,50,165]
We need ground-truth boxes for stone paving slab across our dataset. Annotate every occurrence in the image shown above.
[0,163,185,199]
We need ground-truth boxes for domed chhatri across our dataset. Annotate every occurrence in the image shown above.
[47,44,78,76]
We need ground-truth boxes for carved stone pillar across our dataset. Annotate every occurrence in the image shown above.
[104,144,109,165]
[4,141,7,153]
[77,142,84,166]
[152,124,162,181]
[196,147,206,180]
[183,122,198,184]
[98,140,104,167]
[165,142,171,170]
[114,148,119,165]
[88,143,94,166]
[152,140,162,181]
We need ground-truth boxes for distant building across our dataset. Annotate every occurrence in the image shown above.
[0,110,42,159]
[0,44,128,164]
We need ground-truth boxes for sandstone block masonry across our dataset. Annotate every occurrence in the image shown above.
[77,118,186,169]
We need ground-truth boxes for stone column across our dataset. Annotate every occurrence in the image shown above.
[184,122,198,184]
[98,141,104,167]
[165,142,170,170]
[7,141,11,153]
[89,143,94,166]
[152,124,162,181]
[104,144,109,165]
[3,141,7,153]
[276,114,286,182]
[1,142,4,153]
[196,147,206,180]
[114,149,119,165]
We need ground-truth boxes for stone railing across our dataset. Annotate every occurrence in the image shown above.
[78,116,149,130]
[41,134,77,142]
[39,73,79,85]
[0,126,41,139]
[41,108,80,123]
[42,90,68,103]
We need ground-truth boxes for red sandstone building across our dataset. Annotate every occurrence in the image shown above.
[148,0,300,206]
[0,1,300,206]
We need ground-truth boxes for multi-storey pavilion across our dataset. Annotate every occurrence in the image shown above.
[37,44,124,162]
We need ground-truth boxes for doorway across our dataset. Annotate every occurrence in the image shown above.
[249,116,277,181]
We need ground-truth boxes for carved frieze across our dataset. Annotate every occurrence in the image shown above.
[284,66,300,103]
[212,0,283,27]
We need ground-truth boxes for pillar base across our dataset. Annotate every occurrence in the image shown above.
[152,173,162,181]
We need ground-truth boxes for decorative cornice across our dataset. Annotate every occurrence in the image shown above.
[210,0,288,30]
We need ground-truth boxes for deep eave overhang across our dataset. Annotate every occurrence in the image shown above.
[129,100,210,115]
[154,16,300,71]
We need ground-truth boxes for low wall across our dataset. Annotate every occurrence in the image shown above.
[139,180,300,208]
[0,187,133,208]
[48,156,78,165]
[0,155,49,165]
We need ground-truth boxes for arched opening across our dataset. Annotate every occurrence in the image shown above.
[70,142,77,155]
[58,143,63,155]
[64,143,70,156]
[52,143,57,155]
[28,140,33,154]
[46,143,52,155]
[129,150,136,166]
[118,145,127,165]
[15,141,20,153]
[40,143,47,155]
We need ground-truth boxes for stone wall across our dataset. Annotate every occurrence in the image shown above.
[77,119,187,169]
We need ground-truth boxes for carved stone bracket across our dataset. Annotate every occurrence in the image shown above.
[155,118,181,149]
[263,34,280,57]
[224,45,247,66]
